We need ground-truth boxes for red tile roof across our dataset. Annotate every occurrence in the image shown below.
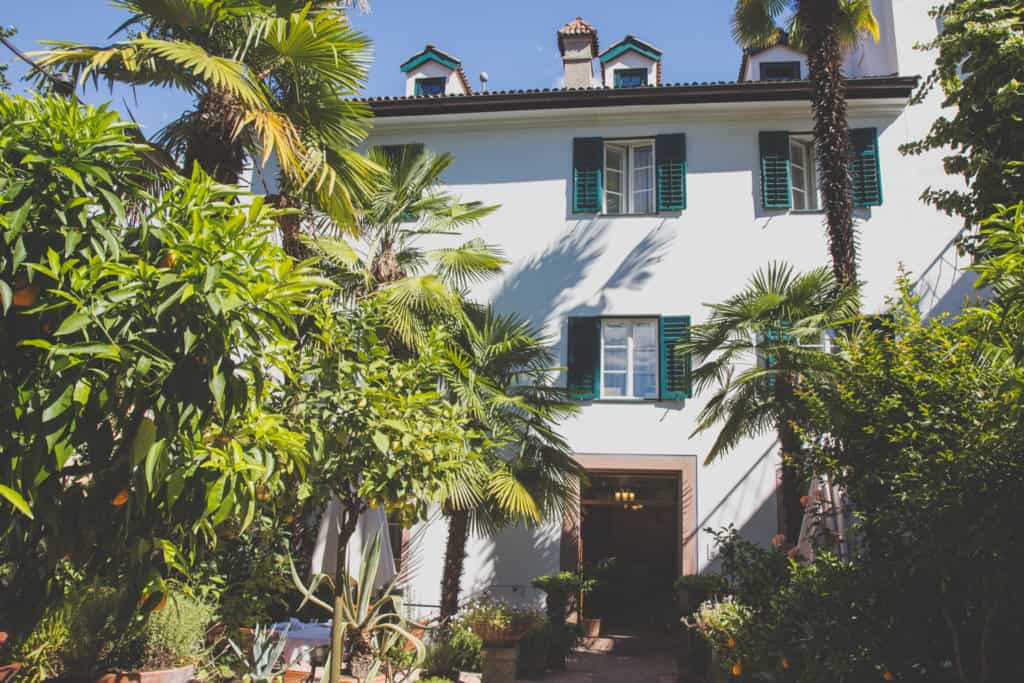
[558,16,599,54]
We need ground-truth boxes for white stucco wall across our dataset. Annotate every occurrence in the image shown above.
[404,60,468,97]
[602,51,660,87]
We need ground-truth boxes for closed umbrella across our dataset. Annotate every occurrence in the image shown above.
[310,499,397,590]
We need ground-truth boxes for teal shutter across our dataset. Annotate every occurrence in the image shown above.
[850,128,883,207]
[659,316,692,400]
[567,317,601,400]
[759,131,792,209]
[656,134,687,211]
[572,138,603,214]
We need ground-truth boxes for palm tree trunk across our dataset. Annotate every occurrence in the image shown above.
[269,193,309,259]
[184,88,248,185]
[775,376,805,546]
[440,507,470,622]
[801,0,858,289]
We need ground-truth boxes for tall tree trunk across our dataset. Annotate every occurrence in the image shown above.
[439,507,470,622]
[802,0,858,289]
[184,88,248,185]
[775,376,805,546]
[269,193,309,259]
[330,504,360,683]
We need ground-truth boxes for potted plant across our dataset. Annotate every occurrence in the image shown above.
[673,574,727,619]
[530,572,597,668]
[459,595,543,683]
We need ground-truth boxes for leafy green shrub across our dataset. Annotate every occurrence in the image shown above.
[530,571,598,625]
[710,527,789,610]
[458,595,544,642]
[422,621,481,678]
[518,622,555,679]
[133,592,218,670]
[673,574,727,595]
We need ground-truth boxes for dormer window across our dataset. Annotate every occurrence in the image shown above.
[414,77,447,96]
[614,68,648,88]
[760,61,801,81]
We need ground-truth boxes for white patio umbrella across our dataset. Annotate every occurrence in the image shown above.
[310,499,397,590]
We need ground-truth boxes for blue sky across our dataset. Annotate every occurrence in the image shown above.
[2,1,743,135]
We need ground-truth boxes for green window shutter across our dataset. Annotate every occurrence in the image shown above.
[567,317,601,400]
[659,315,692,400]
[656,133,687,211]
[850,127,883,207]
[759,131,792,209]
[572,138,603,214]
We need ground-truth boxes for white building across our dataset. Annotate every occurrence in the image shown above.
[363,2,968,627]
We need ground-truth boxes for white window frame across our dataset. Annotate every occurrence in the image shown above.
[603,139,656,215]
[789,134,820,211]
[600,318,659,400]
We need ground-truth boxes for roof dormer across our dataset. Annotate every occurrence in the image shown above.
[400,44,472,97]
[599,35,662,88]
[738,32,808,82]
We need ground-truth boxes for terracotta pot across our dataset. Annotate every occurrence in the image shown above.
[94,664,195,683]
[283,669,310,683]
[0,663,23,683]
[582,617,601,638]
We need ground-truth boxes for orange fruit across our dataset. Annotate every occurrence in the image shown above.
[780,657,790,670]
[0,631,8,645]
[727,636,737,649]
[12,285,40,307]
[800,495,810,506]
[112,488,130,507]
[883,673,894,681]
[731,661,743,677]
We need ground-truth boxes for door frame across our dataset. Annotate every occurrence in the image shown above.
[562,453,699,578]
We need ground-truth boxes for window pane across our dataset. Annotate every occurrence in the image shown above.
[791,164,806,190]
[633,373,657,399]
[604,372,627,397]
[607,193,623,214]
[792,189,807,211]
[604,348,627,372]
[634,349,657,374]
[607,168,622,193]
[632,191,653,214]
[634,145,653,169]
[633,322,657,348]
[603,322,628,345]
[606,145,626,172]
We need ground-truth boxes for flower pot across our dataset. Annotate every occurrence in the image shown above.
[471,623,527,647]
[481,642,520,683]
[582,618,601,638]
[94,664,195,683]
[0,663,23,683]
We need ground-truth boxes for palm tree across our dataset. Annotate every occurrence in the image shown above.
[437,308,582,621]
[34,0,377,223]
[732,0,879,288]
[308,145,503,349]
[681,262,860,544]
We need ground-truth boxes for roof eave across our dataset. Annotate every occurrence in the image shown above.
[367,76,919,118]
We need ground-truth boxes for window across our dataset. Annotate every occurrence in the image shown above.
[601,319,659,399]
[604,140,655,215]
[614,68,648,88]
[567,315,691,401]
[414,77,446,96]
[788,134,820,211]
[759,61,802,81]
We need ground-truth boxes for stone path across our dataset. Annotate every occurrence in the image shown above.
[458,633,680,683]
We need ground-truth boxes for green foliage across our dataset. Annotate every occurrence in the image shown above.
[308,146,502,350]
[708,528,790,613]
[673,573,727,595]
[11,587,216,677]
[0,94,322,636]
[0,27,16,92]
[227,624,290,683]
[682,262,860,463]
[518,622,552,679]
[902,1,1024,230]
[34,0,377,216]
[458,595,545,642]
[531,571,599,625]
[422,621,482,678]
[731,0,880,51]
[968,201,1024,368]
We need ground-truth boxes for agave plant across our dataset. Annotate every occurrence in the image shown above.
[290,530,425,683]
[228,624,290,683]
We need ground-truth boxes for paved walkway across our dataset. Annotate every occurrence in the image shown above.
[458,633,680,683]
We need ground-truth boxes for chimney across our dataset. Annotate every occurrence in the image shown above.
[558,17,598,89]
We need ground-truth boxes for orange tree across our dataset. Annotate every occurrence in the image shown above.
[280,299,486,683]
[0,94,326,638]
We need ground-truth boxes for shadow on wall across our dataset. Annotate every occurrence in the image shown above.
[463,522,561,609]
[912,231,988,318]
[694,442,781,574]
